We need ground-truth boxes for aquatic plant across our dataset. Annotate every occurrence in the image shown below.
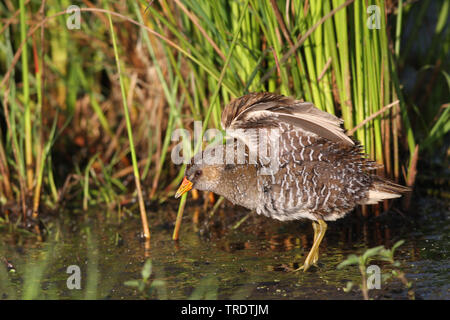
[337,240,414,299]
[124,259,167,299]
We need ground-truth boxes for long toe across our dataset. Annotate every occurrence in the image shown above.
[295,252,317,272]
[294,261,317,272]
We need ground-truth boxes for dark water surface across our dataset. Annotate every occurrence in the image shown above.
[0,196,448,300]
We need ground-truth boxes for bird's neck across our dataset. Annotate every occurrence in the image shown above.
[213,165,259,210]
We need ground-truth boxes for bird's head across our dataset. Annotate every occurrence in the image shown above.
[175,143,228,198]
[175,161,225,198]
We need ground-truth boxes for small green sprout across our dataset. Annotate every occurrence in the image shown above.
[124,259,166,298]
[337,240,414,299]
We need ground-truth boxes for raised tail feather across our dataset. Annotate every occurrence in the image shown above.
[360,177,411,205]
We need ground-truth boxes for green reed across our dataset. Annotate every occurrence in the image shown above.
[107,7,150,240]
[0,0,448,229]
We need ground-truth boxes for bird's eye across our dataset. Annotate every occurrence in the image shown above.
[194,170,202,177]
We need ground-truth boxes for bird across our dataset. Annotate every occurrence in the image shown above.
[175,92,410,271]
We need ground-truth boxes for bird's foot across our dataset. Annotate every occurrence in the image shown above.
[273,262,316,272]
[293,261,318,272]
[293,248,320,272]
[293,220,327,272]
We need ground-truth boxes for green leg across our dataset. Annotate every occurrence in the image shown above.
[312,221,320,264]
[298,219,327,272]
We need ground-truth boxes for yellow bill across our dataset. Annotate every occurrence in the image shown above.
[175,176,193,198]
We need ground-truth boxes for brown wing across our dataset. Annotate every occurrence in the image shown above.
[221,92,354,146]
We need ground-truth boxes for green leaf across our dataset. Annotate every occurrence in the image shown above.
[392,240,405,253]
[124,280,140,288]
[343,281,354,293]
[362,246,384,263]
[377,248,394,262]
[337,254,359,269]
[141,259,152,281]
[150,280,166,288]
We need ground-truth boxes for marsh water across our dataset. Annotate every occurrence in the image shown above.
[0,193,448,300]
